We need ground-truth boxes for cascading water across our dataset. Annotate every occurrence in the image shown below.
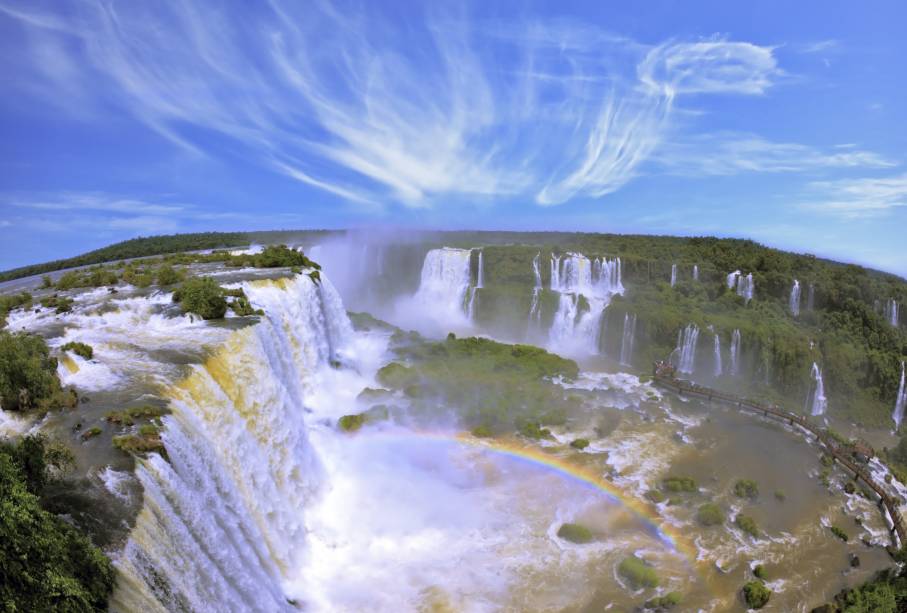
[693,265,699,281]
[730,329,741,376]
[670,264,677,287]
[675,324,699,375]
[726,270,741,289]
[807,363,828,416]
[476,251,484,289]
[790,280,801,317]
[713,333,723,377]
[619,313,636,366]
[886,299,900,327]
[528,252,543,323]
[467,251,484,321]
[111,275,353,612]
[413,247,474,325]
[893,362,907,430]
[547,253,623,354]
[736,273,754,303]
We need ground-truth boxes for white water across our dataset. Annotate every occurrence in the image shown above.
[476,251,484,289]
[693,265,699,281]
[730,329,741,376]
[713,333,723,377]
[413,247,474,329]
[894,362,907,430]
[807,363,828,416]
[528,252,543,324]
[726,270,740,289]
[675,324,699,375]
[736,273,754,303]
[886,299,900,327]
[619,313,637,366]
[670,264,677,287]
[547,253,623,355]
[789,280,801,317]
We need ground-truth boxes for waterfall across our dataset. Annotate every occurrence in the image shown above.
[886,299,900,327]
[789,280,801,317]
[894,362,907,430]
[529,252,543,323]
[736,273,754,303]
[693,265,699,281]
[619,313,637,366]
[675,324,699,375]
[713,333,723,377]
[807,362,828,416]
[476,251,484,289]
[112,275,352,612]
[730,329,741,376]
[727,270,741,289]
[670,264,677,287]
[413,247,474,322]
[807,284,815,311]
[547,253,623,354]
[467,287,479,322]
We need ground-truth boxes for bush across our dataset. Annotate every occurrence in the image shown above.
[0,331,62,411]
[570,438,590,450]
[104,405,166,426]
[112,433,166,457]
[471,425,493,438]
[696,503,725,526]
[518,421,553,440]
[644,591,682,610]
[155,264,183,286]
[61,341,93,360]
[735,514,760,538]
[645,490,667,504]
[556,523,593,544]
[0,437,114,609]
[618,555,659,589]
[338,414,366,432]
[753,564,767,580]
[174,277,227,320]
[39,295,74,314]
[376,363,419,389]
[81,426,102,440]
[662,476,697,493]
[228,296,263,317]
[742,580,771,609]
[733,479,759,499]
[830,525,849,542]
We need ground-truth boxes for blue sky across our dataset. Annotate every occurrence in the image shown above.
[1,1,905,275]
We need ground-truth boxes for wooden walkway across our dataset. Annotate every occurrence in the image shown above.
[652,372,907,550]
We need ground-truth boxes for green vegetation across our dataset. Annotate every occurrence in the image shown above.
[518,421,553,440]
[645,490,667,504]
[0,435,114,610]
[774,490,786,501]
[830,525,849,542]
[338,414,366,432]
[155,264,183,286]
[112,432,166,457]
[742,580,771,609]
[816,567,907,612]
[80,427,102,440]
[570,438,590,450]
[734,479,760,499]
[0,292,33,327]
[696,503,725,526]
[753,564,767,580]
[618,555,659,589]
[661,476,697,493]
[643,592,682,610]
[61,341,93,360]
[471,425,493,438]
[556,522,593,544]
[173,277,228,320]
[735,514,760,538]
[40,294,74,314]
[0,331,67,412]
[104,405,166,426]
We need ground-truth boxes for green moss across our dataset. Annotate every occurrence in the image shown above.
[570,438,590,450]
[618,555,659,589]
[61,341,93,360]
[662,476,697,493]
[81,426,102,440]
[229,296,264,316]
[556,522,594,544]
[742,580,771,609]
[105,405,166,426]
[753,564,767,580]
[735,514,760,538]
[696,503,725,526]
[112,433,166,457]
[830,525,849,542]
[376,362,419,389]
[733,479,759,499]
[644,591,682,610]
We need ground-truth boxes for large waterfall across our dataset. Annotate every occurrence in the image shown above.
[619,313,637,366]
[807,363,828,416]
[413,247,475,325]
[547,253,623,354]
[675,324,699,375]
[713,333,723,377]
[789,280,801,317]
[894,362,907,430]
[726,270,740,289]
[726,271,754,303]
[529,252,543,323]
[886,299,900,327]
[112,275,353,612]
[730,329,741,376]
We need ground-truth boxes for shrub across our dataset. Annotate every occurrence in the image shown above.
[229,296,263,317]
[742,580,771,609]
[645,490,667,504]
[0,331,62,411]
[556,523,593,544]
[662,476,697,493]
[105,405,166,426]
[338,414,366,432]
[39,295,74,314]
[696,503,725,526]
[518,421,553,440]
[81,426,102,440]
[618,555,659,589]
[644,591,682,610]
[112,434,166,457]
[570,438,590,450]
[774,490,786,501]
[733,479,759,499]
[471,425,493,438]
[830,525,849,542]
[61,341,93,360]
[155,264,183,286]
[753,564,767,580]
[735,514,760,538]
[376,363,419,389]
[174,277,227,320]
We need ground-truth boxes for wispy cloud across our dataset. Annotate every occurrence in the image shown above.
[801,173,907,218]
[799,39,839,54]
[656,132,895,176]
[0,2,786,207]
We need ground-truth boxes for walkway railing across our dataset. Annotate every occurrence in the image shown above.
[652,371,907,550]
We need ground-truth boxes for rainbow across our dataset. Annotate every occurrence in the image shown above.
[362,428,702,567]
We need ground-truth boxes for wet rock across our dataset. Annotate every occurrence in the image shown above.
[849,554,860,568]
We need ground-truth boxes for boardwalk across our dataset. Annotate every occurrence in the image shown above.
[652,371,907,551]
